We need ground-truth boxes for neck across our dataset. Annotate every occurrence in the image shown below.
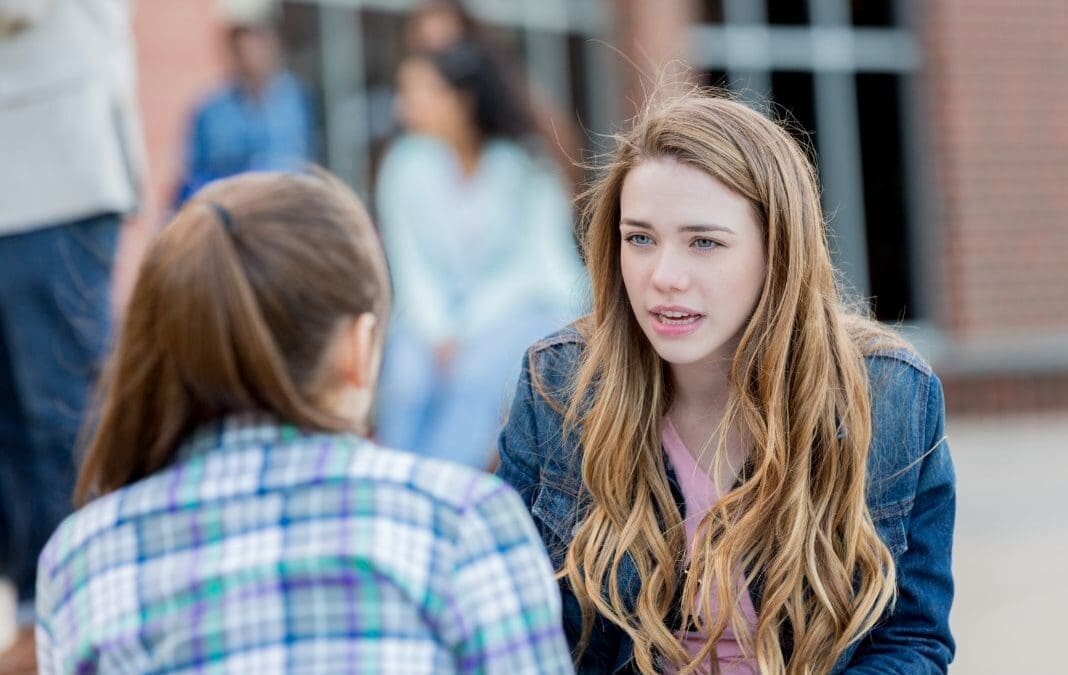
[238,73,271,100]
[668,354,732,417]
[667,355,751,491]
[446,131,483,176]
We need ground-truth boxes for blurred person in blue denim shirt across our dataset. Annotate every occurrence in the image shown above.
[0,0,144,670]
[175,19,314,205]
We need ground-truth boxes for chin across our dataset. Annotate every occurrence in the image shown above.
[643,330,733,367]
[656,348,715,366]
[644,339,711,366]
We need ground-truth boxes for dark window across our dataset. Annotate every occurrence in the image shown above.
[361,9,408,151]
[362,10,405,93]
[856,73,913,320]
[770,70,818,161]
[767,0,810,26]
[278,3,325,162]
[700,69,730,90]
[851,0,897,27]
[567,34,589,129]
[698,0,725,24]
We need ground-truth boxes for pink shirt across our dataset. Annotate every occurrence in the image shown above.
[662,418,759,675]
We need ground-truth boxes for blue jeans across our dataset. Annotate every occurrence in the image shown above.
[375,311,561,470]
[0,213,118,621]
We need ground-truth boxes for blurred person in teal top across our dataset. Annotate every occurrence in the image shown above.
[375,40,587,469]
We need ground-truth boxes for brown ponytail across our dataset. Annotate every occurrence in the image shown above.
[75,170,390,505]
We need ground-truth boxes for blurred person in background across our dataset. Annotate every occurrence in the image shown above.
[0,0,143,671]
[402,0,583,191]
[374,39,587,470]
[404,0,474,54]
[35,171,573,675]
[174,17,314,206]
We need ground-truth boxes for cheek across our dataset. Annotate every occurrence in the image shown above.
[745,253,767,305]
[707,255,765,320]
[733,255,766,321]
[619,250,643,304]
[438,95,470,131]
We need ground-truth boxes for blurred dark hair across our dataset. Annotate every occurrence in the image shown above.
[226,22,277,46]
[423,39,534,141]
[411,0,477,41]
[75,169,391,505]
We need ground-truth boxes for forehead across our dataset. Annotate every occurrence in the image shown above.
[619,157,756,229]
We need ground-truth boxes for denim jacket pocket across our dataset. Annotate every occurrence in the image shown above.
[871,497,912,559]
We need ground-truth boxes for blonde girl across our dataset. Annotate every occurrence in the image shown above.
[497,91,955,674]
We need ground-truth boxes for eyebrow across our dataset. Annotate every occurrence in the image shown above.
[620,218,736,235]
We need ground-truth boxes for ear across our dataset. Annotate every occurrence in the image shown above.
[339,312,380,389]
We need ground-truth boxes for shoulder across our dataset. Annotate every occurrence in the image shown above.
[482,138,530,164]
[350,441,515,518]
[355,444,543,572]
[527,323,587,371]
[377,134,452,191]
[862,345,947,512]
[382,134,449,166]
[865,345,934,379]
[37,438,519,595]
[36,487,124,589]
[519,323,590,419]
[482,139,560,184]
[191,86,238,123]
[863,345,941,443]
[35,463,183,614]
[503,324,589,485]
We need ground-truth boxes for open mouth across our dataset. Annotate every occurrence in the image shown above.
[654,310,703,325]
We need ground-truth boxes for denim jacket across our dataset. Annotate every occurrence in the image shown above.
[496,326,955,674]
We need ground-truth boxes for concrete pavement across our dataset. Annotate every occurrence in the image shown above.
[948,412,1068,674]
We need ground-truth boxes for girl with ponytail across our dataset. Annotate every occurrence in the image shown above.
[497,90,955,674]
[35,170,573,674]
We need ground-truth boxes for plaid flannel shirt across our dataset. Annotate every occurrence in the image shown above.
[35,414,573,674]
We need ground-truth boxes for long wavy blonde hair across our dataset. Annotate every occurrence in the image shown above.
[561,91,902,674]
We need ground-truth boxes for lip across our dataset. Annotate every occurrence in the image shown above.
[648,305,705,337]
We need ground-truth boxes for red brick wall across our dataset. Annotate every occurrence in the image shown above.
[614,0,699,115]
[133,0,227,213]
[113,0,226,311]
[922,0,1068,338]
[943,372,1068,416]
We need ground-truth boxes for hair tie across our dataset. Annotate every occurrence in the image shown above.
[209,202,235,233]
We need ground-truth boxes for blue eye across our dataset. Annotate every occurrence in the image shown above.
[626,233,653,246]
[693,238,719,250]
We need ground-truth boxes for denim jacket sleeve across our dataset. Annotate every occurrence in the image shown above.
[497,340,627,673]
[496,347,545,511]
[842,364,956,673]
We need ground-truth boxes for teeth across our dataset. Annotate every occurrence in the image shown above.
[656,312,700,325]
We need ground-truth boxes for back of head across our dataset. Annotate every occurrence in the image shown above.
[76,170,390,504]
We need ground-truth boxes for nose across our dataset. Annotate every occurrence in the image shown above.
[650,248,690,293]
